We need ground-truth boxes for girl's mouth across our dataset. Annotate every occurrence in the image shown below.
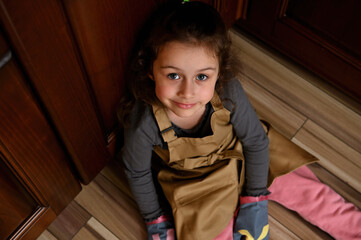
[174,102,196,109]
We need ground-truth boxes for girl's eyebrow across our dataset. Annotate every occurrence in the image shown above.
[160,65,217,71]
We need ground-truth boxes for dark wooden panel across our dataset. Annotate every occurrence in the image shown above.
[0,0,110,183]
[16,207,57,240]
[273,17,361,102]
[286,0,361,58]
[63,0,159,136]
[0,48,81,213]
[0,159,37,239]
[236,0,361,102]
[0,31,81,238]
[214,0,246,28]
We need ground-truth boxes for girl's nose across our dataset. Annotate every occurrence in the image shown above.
[178,79,194,99]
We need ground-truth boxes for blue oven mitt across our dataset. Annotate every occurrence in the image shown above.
[146,215,176,240]
[233,195,269,240]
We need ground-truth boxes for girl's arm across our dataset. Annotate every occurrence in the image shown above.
[120,101,164,221]
[222,79,269,196]
[224,79,270,239]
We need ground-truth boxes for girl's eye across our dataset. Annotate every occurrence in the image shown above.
[167,73,180,80]
[196,74,208,81]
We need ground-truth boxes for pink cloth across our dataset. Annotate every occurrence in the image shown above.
[213,216,234,240]
[269,165,361,240]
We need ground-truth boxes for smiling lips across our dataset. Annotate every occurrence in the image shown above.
[174,101,196,109]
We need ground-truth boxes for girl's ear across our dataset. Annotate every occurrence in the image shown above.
[148,73,154,81]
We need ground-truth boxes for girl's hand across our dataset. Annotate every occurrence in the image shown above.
[146,215,176,240]
[233,195,269,240]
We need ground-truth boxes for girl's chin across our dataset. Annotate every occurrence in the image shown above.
[167,108,196,119]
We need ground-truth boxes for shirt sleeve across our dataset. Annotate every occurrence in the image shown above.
[120,101,164,220]
[221,79,270,196]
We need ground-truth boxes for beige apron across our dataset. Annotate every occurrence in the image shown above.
[152,93,317,240]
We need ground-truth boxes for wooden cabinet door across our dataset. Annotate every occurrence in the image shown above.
[0,0,111,184]
[0,0,173,185]
[62,0,162,156]
[0,33,81,239]
[0,160,37,239]
[236,0,361,102]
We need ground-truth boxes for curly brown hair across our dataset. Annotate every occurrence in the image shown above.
[118,1,241,126]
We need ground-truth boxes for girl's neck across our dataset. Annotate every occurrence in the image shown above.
[166,105,206,130]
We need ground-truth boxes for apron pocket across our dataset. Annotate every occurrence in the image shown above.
[173,160,238,207]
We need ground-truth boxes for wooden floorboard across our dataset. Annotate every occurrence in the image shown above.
[38,29,361,240]
[230,30,361,153]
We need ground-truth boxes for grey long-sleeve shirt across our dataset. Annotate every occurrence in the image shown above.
[120,79,269,220]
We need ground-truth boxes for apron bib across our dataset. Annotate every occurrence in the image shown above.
[152,93,318,240]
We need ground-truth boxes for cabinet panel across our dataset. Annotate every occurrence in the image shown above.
[236,0,361,102]
[0,159,37,238]
[0,0,110,184]
[63,0,159,138]
[286,0,361,58]
[0,32,81,238]
[0,57,81,213]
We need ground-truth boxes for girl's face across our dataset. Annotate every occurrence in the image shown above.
[151,41,219,124]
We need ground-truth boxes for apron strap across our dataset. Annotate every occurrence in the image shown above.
[210,91,224,111]
[152,104,178,143]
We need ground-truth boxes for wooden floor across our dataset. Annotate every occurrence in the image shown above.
[37,29,361,240]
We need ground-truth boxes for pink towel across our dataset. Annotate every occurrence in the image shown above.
[269,166,361,240]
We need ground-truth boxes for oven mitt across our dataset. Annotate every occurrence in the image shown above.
[233,195,269,240]
[146,215,176,240]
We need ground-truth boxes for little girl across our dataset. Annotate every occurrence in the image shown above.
[118,1,361,240]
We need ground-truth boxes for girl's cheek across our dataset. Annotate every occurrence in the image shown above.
[156,84,172,99]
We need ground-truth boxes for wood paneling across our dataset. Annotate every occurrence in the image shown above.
[0,159,37,238]
[17,208,57,240]
[63,0,159,136]
[0,30,81,239]
[286,0,361,58]
[236,0,361,102]
[0,54,80,214]
[0,0,110,184]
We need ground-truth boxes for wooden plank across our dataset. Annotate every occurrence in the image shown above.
[268,201,333,240]
[72,217,119,240]
[72,227,100,240]
[268,215,300,240]
[230,30,361,153]
[47,201,91,240]
[239,75,306,139]
[36,230,57,240]
[100,159,134,199]
[74,174,147,240]
[293,120,361,193]
[87,217,119,240]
